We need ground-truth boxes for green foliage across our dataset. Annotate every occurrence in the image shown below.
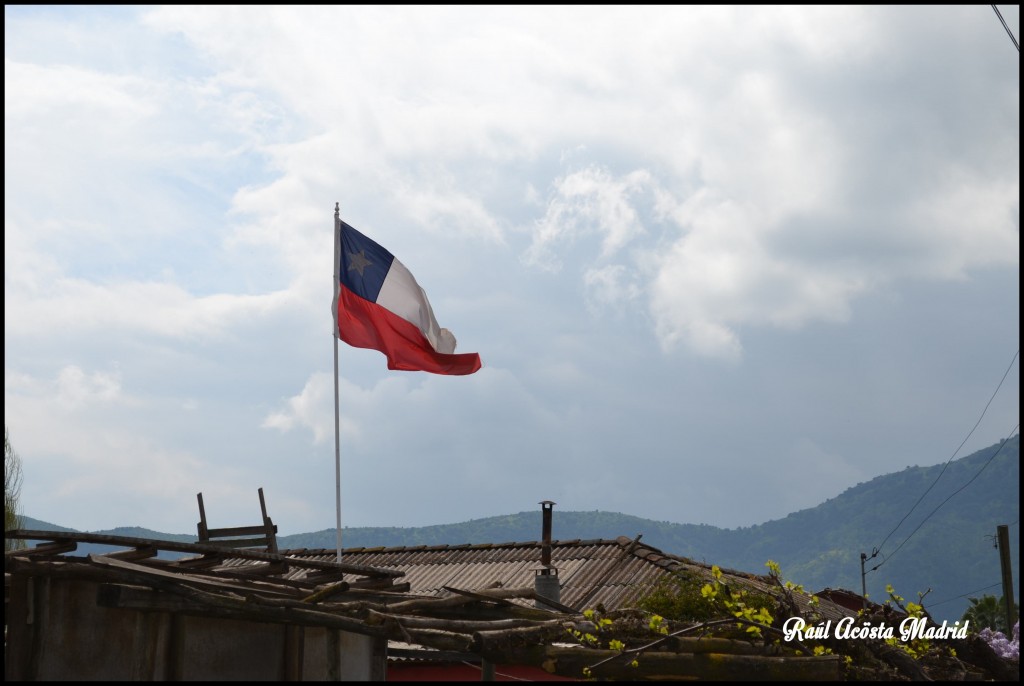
[637,563,777,638]
[883,584,931,658]
[960,594,1019,633]
[565,607,654,677]
[574,561,836,677]
[636,569,722,622]
[702,564,776,637]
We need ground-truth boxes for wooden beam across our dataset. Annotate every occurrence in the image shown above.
[106,546,158,562]
[204,525,277,539]
[5,530,403,578]
[193,536,273,550]
[196,491,208,542]
[4,539,78,557]
[365,609,543,633]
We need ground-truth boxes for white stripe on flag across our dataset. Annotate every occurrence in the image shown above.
[376,258,455,354]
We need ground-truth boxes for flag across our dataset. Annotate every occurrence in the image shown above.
[334,220,482,375]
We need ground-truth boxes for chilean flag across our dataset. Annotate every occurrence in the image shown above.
[334,219,482,375]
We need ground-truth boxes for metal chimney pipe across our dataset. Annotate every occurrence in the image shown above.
[535,500,560,609]
[540,500,555,567]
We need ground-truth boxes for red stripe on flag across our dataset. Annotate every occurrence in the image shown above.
[337,286,482,376]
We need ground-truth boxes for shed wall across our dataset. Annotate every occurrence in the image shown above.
[5,573,382,681]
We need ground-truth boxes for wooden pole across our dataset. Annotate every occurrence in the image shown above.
[996,524,1017,632]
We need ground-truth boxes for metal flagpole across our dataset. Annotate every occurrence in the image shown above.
[332,202,343,564]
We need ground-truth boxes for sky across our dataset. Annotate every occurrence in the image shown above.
[5,6,1019,542]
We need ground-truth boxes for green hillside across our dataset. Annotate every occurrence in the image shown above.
[719,435,1020,622]
[293,436,1019,622]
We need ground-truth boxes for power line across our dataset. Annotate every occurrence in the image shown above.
[871,424,1019,573]
[929,582,1004,608]
[992,5,1020,52]
[869,350,1019,559]
[858,2,1021,597]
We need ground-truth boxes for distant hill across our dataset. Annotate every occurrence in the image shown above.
[21,436,1018,622]
[285,436,1020,623]
[21,516,77,533]
[17,517,196,560]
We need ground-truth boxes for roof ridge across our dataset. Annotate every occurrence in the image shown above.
[279,538,626,556]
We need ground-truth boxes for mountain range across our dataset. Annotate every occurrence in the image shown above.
[20,434,1019,624]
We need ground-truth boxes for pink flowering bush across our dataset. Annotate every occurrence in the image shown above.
[979,621,1020,661]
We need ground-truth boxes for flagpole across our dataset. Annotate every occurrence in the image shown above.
[332,202,343,565]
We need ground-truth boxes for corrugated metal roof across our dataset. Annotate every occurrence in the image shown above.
[8,527,856,624]
[276,536,855,620]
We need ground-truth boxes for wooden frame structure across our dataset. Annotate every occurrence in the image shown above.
[196,487,279,554]
[4,529,405,592]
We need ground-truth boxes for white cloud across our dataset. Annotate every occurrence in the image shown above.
[525,166,652,271]
[4,274,296,341]
[55,366,123,408]
[4,5,1018,538]
[263,371,360,446]
[908,172,1020,279]
[647,192,870,359]
[583,264,642,315]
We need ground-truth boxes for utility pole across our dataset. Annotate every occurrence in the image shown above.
[860,552,868,610]
[996,525,1018,632]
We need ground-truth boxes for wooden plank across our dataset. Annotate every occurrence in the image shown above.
[91,554,367,600]
[366,609,541,632]
[196,492,208,542]
[259,487,270,521]
[345,577,404,591]
[205,525,277,539]
[441,585,531,607]
[198,536,273,549]
[221,560,289,576]
[105,546,158,562]
[86,553,299,598]
[171,554,224,570]
[473,623,569,653]
[181,568,316,592]
[383,587,557,620]
[258,488,278,555]
[16,540,78,556]
[5,530,403,578]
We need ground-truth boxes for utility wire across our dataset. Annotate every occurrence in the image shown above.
[929,582,1004,608]
[992,5,1020,52]
[870,424,1019,573]
[870,350,1019,558]
[860,3,1020,587]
